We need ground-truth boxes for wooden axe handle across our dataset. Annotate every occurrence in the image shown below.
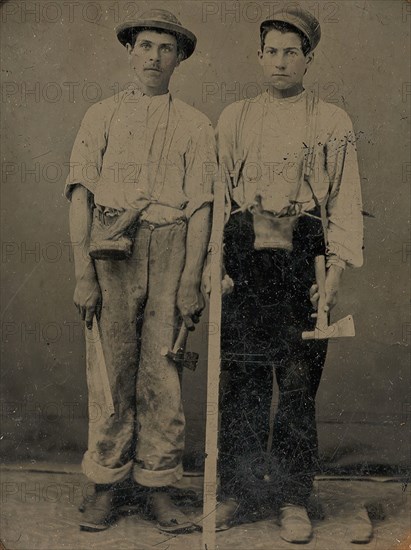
[91,318,115,416]
[173,323,189,353]
[315,255,328,329]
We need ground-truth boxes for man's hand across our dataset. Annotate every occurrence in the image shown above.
[309,264,343,316]
[177,281,205,330]
[221,274,235,296]
[201,258,234,297]
[74,276,102,330]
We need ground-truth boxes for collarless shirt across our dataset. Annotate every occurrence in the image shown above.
[65,85,215,222]
[216,91,364,269]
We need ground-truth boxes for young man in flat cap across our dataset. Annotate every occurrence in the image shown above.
[216,8,364,543]
[66,9,215,533]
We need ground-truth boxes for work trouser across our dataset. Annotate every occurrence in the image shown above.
[82,220,187,487]
[219,210,327,507]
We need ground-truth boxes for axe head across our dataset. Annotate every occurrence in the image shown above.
[302,315,355,340]
[181,351,199,371]
[160,346,199,371]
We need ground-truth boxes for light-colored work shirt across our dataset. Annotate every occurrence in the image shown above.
[216,90,364,269]
[65,84,215,223]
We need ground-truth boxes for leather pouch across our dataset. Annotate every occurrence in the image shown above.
[89,208,138,260]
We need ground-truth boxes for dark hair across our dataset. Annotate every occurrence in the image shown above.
[260,21,311,56]
[128,26,187,58]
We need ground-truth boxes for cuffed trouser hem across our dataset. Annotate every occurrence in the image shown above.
[82,451,133,484]
[133,462,183,488]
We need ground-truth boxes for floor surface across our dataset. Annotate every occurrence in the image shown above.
[0,466,409,550]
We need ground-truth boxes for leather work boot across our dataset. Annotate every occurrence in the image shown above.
[79,479,150,530]
[279,504,313,543]
[79,483,118,531]
[148,489,199,534]
[215,498,240,531]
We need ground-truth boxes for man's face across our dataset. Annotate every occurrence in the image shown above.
[258,29,313,92]
[126,30,181,94]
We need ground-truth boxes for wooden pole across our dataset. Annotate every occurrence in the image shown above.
[202,177,225,550]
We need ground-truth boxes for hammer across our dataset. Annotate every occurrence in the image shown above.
[160,323,199,371]
[302,255,355,340]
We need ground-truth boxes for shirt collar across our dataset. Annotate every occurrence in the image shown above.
[262,88,307,106]
[125,83,171,105]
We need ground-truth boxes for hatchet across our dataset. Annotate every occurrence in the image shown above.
[160,323,199,371]
[302,255,355,340]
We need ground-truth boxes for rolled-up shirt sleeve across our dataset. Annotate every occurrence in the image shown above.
[64,103,107,201]
[183,119,216,218]
[325,110,364,269]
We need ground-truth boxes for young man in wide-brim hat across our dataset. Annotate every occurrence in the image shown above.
[216,7,365,543]
[66,8,215,533]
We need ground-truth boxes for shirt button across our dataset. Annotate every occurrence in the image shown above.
[148,224,155,231]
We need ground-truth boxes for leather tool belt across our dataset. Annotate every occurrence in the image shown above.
[89,205,187,261]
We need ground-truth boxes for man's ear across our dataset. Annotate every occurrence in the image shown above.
[304,51,314,75]
[175,52,183,67]
[306,51,314,68]
[257,49,264,66]
[126,43,133,56]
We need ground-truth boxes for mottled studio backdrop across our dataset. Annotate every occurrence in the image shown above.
[1,0,410,472]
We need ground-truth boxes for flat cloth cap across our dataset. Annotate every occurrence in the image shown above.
[116,9,197,59]
[260,7,321,52]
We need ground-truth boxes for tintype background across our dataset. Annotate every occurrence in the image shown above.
[0,0,410,475]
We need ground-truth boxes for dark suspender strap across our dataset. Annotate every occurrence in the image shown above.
[289,90,321,208]
[305,91,321,208]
